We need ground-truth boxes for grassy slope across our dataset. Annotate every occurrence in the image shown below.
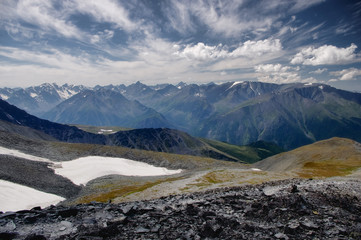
[254,137,361,178]
[201,138,283,163]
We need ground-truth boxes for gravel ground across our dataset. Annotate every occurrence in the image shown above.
[0,178,360,239]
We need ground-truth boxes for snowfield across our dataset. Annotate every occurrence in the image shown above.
[0,146,52,163]
[0,180,65,212]
[0,146,182,185]
[54,156,182,185]
[0,146,182,210]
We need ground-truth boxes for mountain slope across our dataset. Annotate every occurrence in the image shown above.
[202,138,284,164]
[198,84,361,149]
[0,98,107,144]
[3,81,361,151]
[108,128,250,162]
[254,137,361,178]
[1,99,278,162]
[42,89,171,128]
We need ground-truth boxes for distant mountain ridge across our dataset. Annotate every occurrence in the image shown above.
[0,83,87,115]
[1,81,361,149]
[42,88,171,129]
[0,99,280,163]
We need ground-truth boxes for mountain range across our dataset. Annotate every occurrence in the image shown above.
[1,81,361,149]
[0,83,86,115]
[42,89,171,129]
[0,99,282,163]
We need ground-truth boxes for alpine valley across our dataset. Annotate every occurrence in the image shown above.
[0,81,360,239]
[1,81,361,149]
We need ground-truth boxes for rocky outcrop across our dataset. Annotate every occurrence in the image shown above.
[1,179,360,239]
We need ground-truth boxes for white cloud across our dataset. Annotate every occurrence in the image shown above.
[70,0,136,31]
[175,39,282,61]
[330,68,361,81]
[162,1,196,34]
[90,29,115,44]
[255,64,293,73]
[1,0,135,44]
[175,0,275,37]
[10,0,83,39]
[231,39,282,58]
[291,44,360,65]
[175,43,227,61]
[164,0,325,38]
[0,46,93,71]
[310,68,328,74]
[289,0,325,13]
[254,63,309,84]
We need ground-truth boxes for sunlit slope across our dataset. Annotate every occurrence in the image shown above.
[254,137,361,178]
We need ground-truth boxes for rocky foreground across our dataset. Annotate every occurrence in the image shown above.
[1,179,360,240]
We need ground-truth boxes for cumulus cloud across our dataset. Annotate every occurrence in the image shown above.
[175,39,282,61]
[254,63,310,84]
[330,68,361,81]
[174,43,227,61]
[291,44,360,65]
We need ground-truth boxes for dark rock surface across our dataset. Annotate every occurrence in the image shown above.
[0,156,81,199]
[1,179,360,239]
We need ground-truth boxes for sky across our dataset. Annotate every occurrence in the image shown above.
[0,0,360,91]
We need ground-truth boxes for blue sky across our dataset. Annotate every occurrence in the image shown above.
[0,0,360,91]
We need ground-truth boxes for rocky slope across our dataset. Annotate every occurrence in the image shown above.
[0,179,360,239]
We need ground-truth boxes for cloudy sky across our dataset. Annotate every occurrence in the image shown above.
[0,0,360,91]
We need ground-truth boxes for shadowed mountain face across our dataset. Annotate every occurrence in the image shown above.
[0,98,107,144]
[2,81,361,149]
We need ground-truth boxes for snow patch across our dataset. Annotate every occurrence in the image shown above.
[100,129,113,132]
[226,81,243,91]
[0,146,52,163]
[30,93,38,98]
[304,83,313,86]
[0,94,9,100]
[57,89,77,100]
[319,85,324,90]
[54,156,183,185]
[249,82,259,95]
[0,146,182,188]
[251,168,262,171]
[231,81,243,88]
[0,180,65,212]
